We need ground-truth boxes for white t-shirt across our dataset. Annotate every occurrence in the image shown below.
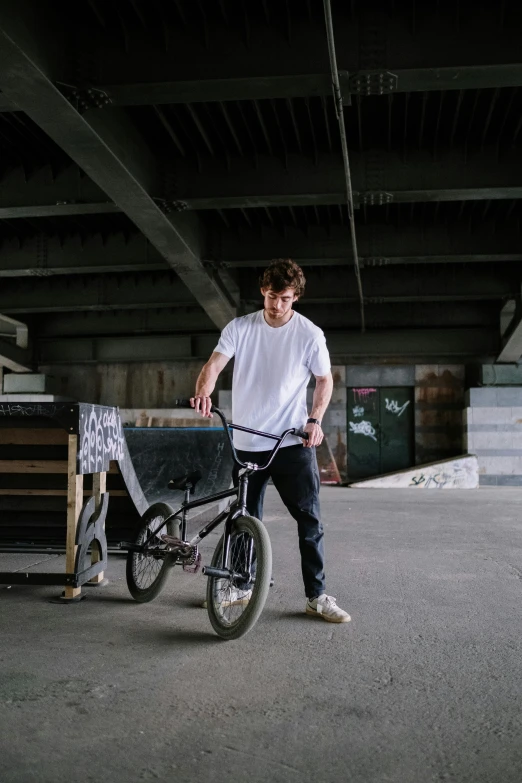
[215,310,331,451]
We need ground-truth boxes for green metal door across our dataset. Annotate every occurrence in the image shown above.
[347,387,414,481]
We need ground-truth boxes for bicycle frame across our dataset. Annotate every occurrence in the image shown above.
[130,404,307,577]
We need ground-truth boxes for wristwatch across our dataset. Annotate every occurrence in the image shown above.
[307,417,321,426]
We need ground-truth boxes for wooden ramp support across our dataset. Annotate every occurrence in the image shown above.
[65,434,84,601]
[0,402,127,600]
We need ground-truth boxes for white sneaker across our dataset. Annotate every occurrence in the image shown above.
[201,587,252,609]
[306,594,351,623]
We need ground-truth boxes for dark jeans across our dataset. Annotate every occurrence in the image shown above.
[233,444,325,599]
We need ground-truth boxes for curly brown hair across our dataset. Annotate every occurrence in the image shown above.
[259,259,306,298]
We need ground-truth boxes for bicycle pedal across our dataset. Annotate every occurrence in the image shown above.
[183,551,201,574]
[160,534,183,546]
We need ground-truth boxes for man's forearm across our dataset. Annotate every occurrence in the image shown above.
[195,362,220,397]
[310,374,333,422]
[192,351,231,417]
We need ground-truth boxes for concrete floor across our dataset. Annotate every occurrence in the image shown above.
[1,486,522,783]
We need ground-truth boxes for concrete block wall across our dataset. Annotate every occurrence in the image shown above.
[464,388,522,486]
[38,361,228,408]
[39,359,473,484]
[322,365,347,480]
[345,365,415,388]
[306,365,347,479]
[344,364,466,471]
[415,365,465,465]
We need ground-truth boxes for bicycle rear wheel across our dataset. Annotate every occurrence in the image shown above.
[206,514,272,641]
[126,502,175,602]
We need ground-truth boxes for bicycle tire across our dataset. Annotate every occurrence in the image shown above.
[126,502,175,603]
[206,514,272,641]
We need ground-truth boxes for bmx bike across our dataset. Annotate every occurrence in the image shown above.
[122,399,308,641]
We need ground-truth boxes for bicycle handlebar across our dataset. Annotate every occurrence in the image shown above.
[174,398,309,472]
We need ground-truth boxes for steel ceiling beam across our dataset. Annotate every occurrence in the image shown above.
[3,189,522,216]
[240,265,517,303]
[1,64,520,113]
[375,64,522,94]
[325,329,499,361]
[3,149,521,214]
[2,266,516,314]
[0,2,235,328]
[179,188,522,210]
[0,75,351,112]
[35,309,216,337]
[37,334,212,365]
[168,150,522,209]
[81,65,522,103]
[33,4,521,109]
[246,295,511,304]
[213,224,522,267]
[36,328,499,365]
[2,247,519,278]
[0,272,198,314]
[6,290,508,315]
[0,166,107,209]
[0,203,121,219]
[33,301,497,338]
[226,255,522,268]
[93,73,352,106]
[1,231,521,277]
[0,235,166,277]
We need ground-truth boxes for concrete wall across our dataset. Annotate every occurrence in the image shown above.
[319,365,347,480]
[34,361,522,486]
[344,364,465,468]
[464,387,522,486]
[345,365,415,388]
[39,361,231,408]
[414,365,465,465]
[40,360,470,484]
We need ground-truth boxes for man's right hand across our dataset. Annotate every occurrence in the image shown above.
[190,395,213,418]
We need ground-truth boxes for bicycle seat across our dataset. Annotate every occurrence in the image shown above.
[168,470,203,493]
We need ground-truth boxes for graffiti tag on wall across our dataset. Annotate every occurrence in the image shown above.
[385,398,410,417]
[349,420,377,442]
[80,405,125,474]
[353,388,377,403]
[409,465,467,489]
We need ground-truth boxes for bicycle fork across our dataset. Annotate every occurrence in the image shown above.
[202,471,254,582]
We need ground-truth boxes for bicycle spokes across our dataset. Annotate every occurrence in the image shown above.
[132,518,169,590]
[209,530,256,626]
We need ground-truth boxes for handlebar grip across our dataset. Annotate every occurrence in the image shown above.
[174,398,193,409]
[294,429,309,440]
[175,398,215,412]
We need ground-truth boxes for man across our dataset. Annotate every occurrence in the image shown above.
[191,259,350,623]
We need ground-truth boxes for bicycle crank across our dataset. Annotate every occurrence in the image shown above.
[160,535,201,573]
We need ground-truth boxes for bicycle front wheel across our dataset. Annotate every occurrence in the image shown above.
[126,502,175,602]
[206,514,272,641]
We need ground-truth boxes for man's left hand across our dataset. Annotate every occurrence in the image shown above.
[303,422,324,448]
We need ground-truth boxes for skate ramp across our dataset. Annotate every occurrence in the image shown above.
[121,426,233,507]
[0,403,234,548]
[349,454,479,489]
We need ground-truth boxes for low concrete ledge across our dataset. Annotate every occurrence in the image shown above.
[350,454,479,489]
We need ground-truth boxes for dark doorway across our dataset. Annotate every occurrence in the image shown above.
[347,387,414,481]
